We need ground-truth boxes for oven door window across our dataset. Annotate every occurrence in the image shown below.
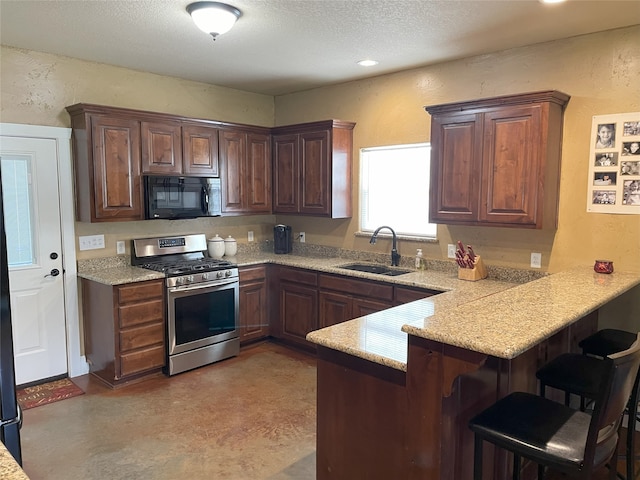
[169,283,238,354]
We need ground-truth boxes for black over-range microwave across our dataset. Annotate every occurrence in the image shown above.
[144,176,222,219]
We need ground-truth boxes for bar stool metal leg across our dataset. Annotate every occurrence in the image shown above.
[474,434,483,480]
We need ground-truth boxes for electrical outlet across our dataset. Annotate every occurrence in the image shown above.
[248,231,254,242]
[116,241,126,255]
[299,232,305,243]
[531,252,542,269]
[447,244,456,259]
[78,234,105,251]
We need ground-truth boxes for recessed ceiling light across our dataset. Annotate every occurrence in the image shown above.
[539,0,566,3]
[357,60,379,67]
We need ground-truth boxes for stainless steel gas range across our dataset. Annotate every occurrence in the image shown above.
[131,234,239,376]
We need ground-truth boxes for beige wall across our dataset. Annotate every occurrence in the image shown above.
[0,45,277,257]
[274,26,640,276]
[1,29,639,326]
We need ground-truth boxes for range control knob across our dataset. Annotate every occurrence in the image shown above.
[187,275,195,284]
[216,271,223,279]
[175,278,185,286]
[225,270,232,277]
[202,272,209,281]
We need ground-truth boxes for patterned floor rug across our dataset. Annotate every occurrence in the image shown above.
[17,378,84,410]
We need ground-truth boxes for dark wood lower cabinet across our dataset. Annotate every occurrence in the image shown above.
[239,266,269,345]
[316,311,598,480]
[82,278,165,387]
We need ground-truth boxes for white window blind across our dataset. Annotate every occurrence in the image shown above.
[360,143,436,238]
[1,156,35,266]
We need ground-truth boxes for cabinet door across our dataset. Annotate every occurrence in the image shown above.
[429,112,482,224]
[299,130,330,215]
[319,291,352,328]
[239,266,269,344]
[141,121,183,174]
[273,134,299,213]
[246,133,272,213]
[220,129,246,212]
[479,105,542,226]
[182,125,219,176]
[90,116,143,221]
[279,282,318,349]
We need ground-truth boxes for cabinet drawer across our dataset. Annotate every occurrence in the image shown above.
[120,345,165,377]
[278,267,318,286]
[239,265,267,282]
[118,281,163,304]
[319,274,393,301]
[119,299,164,328]
[120,323,164,352]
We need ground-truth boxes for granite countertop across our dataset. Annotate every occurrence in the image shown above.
[0,444,29,480]
[76,249,640,374]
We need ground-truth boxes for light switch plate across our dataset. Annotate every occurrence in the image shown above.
[79,234,105,251]
[447,244,456,259]
[248,231,254,242]
[116,241,126,255]
[531,252,542,269]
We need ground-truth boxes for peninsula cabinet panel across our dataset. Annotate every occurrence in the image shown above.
[67,108,143,222]
[220,129,271,214]
[82,278,165,388]
[182,124,219,176]
[426,90,570,229]
[141,120,183,174]
[272,120,355,218]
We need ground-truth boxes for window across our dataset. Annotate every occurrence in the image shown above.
[1,156,35,266]
[360,143,436,238]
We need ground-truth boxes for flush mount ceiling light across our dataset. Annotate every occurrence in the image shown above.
[187,2,242,40]
[357,60,379,67]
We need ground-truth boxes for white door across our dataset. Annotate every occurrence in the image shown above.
[0,136,68,385]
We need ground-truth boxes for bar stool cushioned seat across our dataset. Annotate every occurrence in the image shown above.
[536,329,640,479]
[469,335,640,480]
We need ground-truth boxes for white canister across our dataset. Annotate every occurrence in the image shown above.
[224,235,237,257]
[207,234,225,259]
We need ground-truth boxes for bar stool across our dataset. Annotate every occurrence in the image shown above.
[536,329,640,480]
[469,334,640,480]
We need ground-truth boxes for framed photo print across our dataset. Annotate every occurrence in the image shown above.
[587,112,640,214]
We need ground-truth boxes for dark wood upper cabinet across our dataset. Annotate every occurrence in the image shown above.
[272,120,355,218]
[182,124,219,177]
[66,105,143,222]
[141,120,183,175]
[426,90,570,229]
[219,127,271,214]
[67,103,353,222]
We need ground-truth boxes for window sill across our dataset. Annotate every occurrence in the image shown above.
[355,231,438,243]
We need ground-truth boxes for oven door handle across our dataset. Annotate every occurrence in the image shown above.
[168,278,238,293]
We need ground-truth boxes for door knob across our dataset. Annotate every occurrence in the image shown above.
[45,268,60,278]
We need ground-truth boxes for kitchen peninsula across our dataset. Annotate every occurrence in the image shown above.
[307,265,640,480]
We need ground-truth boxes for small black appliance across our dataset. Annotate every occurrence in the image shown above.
[274,225,292,254]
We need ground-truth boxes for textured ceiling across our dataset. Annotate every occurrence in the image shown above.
[1,0,639,96]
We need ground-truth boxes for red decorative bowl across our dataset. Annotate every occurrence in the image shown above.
[594,260,614,274]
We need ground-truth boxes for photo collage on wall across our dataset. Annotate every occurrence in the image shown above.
[587,112,640,214]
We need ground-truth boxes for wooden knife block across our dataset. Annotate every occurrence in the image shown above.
[458,256,488,281]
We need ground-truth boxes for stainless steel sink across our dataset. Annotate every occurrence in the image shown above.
[337,263,412,276]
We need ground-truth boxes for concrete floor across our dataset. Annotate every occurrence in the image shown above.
[17,340,636,480]
[20,343,317,480]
